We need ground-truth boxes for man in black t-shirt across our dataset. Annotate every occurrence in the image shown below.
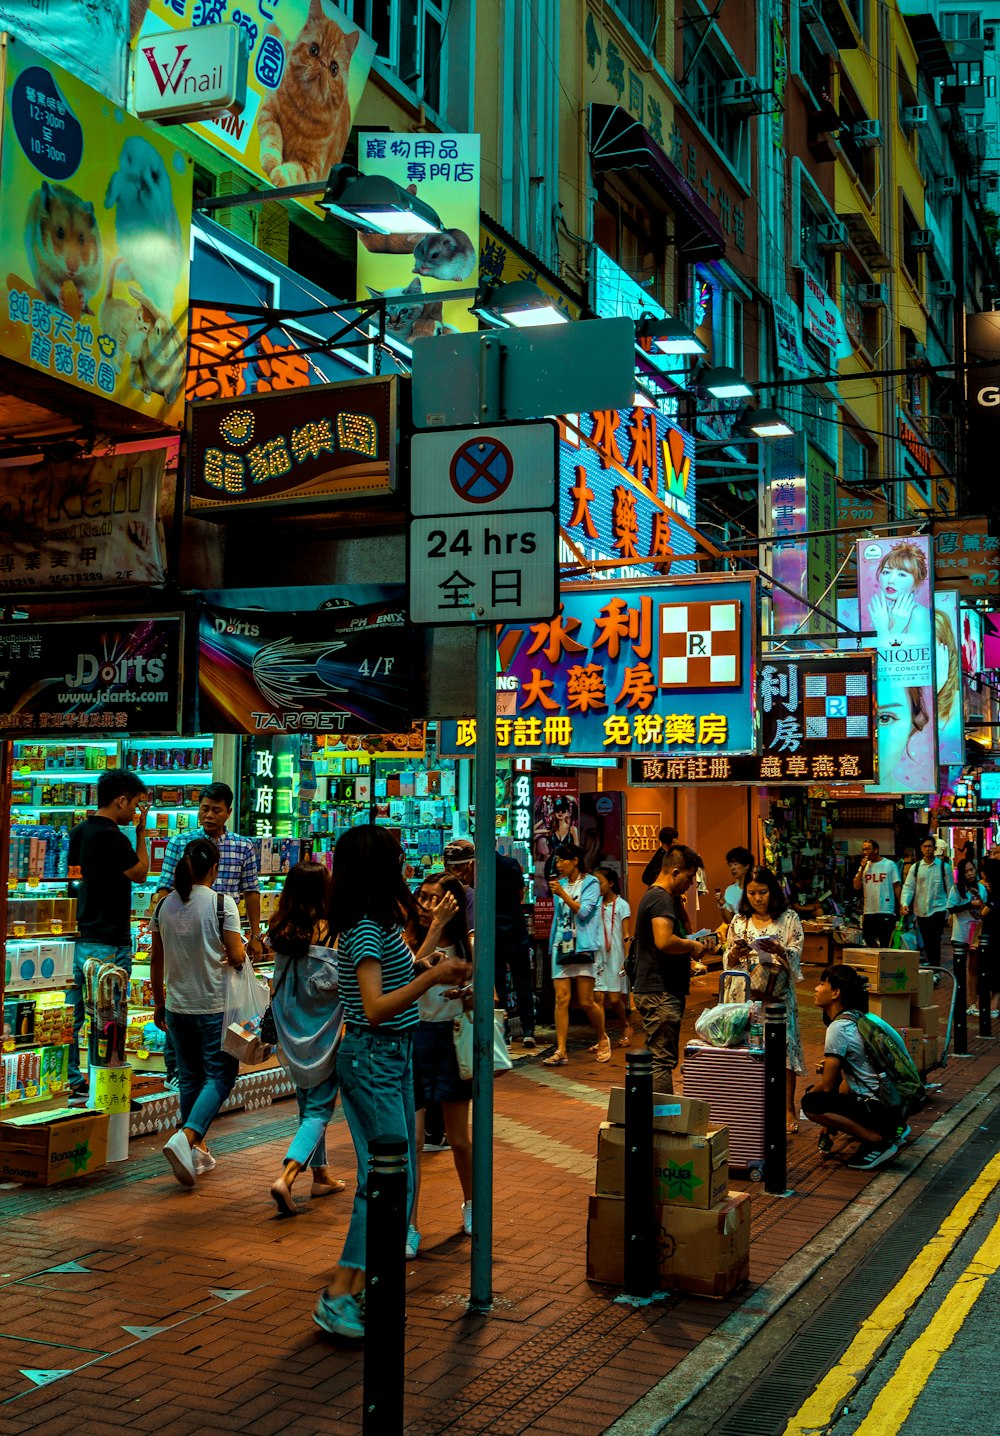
[632,843,707,1093]
[66,770,148,1095]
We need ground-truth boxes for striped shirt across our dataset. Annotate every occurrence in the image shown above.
[338,918,417,1031]
[159,827,260,896]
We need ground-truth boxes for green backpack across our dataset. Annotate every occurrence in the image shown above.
[847,1010,926,1113]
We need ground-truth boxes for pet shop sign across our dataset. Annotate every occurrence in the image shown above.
[186,376,398,516]
[0,42,193,428]
[134,22,248,124]
[140,0,376,218]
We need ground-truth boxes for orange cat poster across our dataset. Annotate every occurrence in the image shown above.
[139,0,376,218]
[356,132,480,349]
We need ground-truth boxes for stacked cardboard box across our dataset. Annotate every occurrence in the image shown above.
[586,1087,750,1298]
[842,949,938,1072]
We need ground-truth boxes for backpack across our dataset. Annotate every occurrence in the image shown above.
[847,1010,926,1113]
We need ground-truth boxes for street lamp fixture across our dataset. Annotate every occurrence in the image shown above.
[747,407,795,438]
[321,164,443,233]
[636,314,707,356]
[471,280,570,328]
[700,364,754,399]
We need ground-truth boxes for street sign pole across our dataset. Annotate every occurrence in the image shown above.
[470,621,497,1311]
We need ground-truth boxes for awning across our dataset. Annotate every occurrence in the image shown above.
[589,103,726,261]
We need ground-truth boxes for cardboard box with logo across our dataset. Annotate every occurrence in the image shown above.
[842,948,917,996]
[586,1191,751,1297]
[0,1107,108,1185]
[595,1122,729,1211]
[606,1087,710,1135]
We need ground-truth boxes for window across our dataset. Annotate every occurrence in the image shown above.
[901,198,923,286]
[939,11,982,40]
[593,180,669,305]
[843,0,868,43]
[954,61,984,87]
[610,0,657,45]
[842,429,871,489]
[839,80,877,194]
[897,56,919,140]
[347,0,447,115]
[797,178,836,289]
[988,75,998,100]
[682,10,750,179]
[842,264,880,357]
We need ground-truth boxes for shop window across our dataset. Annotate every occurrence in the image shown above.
[939,11,982,41]
[681,9,750,181]
[347,0,446,115]
[593,179,669,305]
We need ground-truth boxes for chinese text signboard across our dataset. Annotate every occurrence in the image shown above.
[629,653,877,786]
[932,518,998,596]
[0,0,128,106]
[449,576,757,759]
[479,219,578,321]
[186,377,397,515]
[0,41,192,428]
[186,305,320,404]
[560,406,696,576]
[357,132,479,341]
[141,0,375,220]
[0,618,182,734]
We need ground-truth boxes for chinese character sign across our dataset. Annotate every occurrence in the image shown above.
[0,618,182,735]
[764,434,808,634]
[985,613,1000,672]
[0,43,193,427]
[356,132,480,341]
[934,591,964,768]
[140,0,376,219]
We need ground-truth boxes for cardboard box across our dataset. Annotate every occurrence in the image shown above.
[919,1036,940,1073]
[586,1191,751,1297]
[607,1086,710,1135]
[894,1027,923,1064]
[917,969,935,1007]
[842,948,918,995]
[596,1122,729,1210]
[0,1108,108,1185]
[916,1004,940,1039]
[866,992,912,1030]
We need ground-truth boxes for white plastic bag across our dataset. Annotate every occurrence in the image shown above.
[453,1010,512,1081]
[221,961,271,1063]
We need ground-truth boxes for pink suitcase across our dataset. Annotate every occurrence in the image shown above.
[681,1041,766,1180]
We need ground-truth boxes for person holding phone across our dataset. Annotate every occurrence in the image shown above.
[543,843,608,1067]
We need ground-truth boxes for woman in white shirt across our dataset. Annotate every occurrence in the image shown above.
[593,867,632,1047]
[151,838,247,1187]
[948,858,988,1014]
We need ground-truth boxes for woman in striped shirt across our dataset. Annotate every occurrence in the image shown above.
[314,826,471,1342]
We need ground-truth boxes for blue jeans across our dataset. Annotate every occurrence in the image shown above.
[67,941,133,1088]
[166,1010,239,1141]
[336,1027,416,1271]
[285,1072,340,1168]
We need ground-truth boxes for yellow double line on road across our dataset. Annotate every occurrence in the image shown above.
[783,1150,1000,1436]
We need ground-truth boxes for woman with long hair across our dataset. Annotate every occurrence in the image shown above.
[267,861,346,1217]
[593,867,632,1048]
[949,857,987,1014]
[405,871,474,1252]
[150,838,247,1186]
[724,865,805,1134]
[869,540,931,645]
[543,842,609,1067]
[314,826,470,1342]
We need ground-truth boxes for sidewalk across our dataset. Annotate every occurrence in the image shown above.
[1,970,997,1435]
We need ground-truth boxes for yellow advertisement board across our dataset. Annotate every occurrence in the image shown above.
[356,132,480,343]
[140,0,376,218]
[0,37,192,428]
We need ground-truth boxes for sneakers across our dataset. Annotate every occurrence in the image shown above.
[405,1226,421,1259]
[894,1124,912,1146]
[461,1201,473,1236]
[521,1035,536,1050]
[163,1076,180,1093]
[313,1290,365,1341]
[163,1130,196,1187]
[192,1146,216,1175]
[423,1137,450,1153]
[848,1140,899,1171]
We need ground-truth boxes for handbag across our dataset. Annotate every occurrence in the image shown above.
[259,959,289,1047]
[453,1009,512,1081]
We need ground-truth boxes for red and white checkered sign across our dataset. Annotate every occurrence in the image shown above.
[658,601,742,688]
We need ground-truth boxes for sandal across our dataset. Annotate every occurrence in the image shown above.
[786,1120,799,1135]
[587,1043,599,1053]
[619,1028,632,1048]
[311,1179,347,1197]
[542,1053,568,1067]
[595,1040,612,1064]
[270,1179,301,1218]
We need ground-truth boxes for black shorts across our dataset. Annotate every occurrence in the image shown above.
[801,1087,900,1137]
[412,1020,472,1109]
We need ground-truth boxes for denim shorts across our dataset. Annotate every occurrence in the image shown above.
[412,1020,472,1108]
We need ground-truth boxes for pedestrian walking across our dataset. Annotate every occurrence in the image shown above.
[150,838,247,1186]
[948,858,986,1014]
[543,843,609,1067]
[495,850,536,1048]
[593,867,632,1048]
[267,861,347,1217]
[314,826,470,1343]
[66,770,149,1099]
[901,837,953,968]
[853,839,901,949]
[405,872,474,1253]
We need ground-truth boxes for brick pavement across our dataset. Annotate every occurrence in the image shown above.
[0,968,996,1434]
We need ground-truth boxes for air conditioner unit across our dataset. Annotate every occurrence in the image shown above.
[903,105,930,129]
[911,229,934,251]
[931,279,956,299]
[938,177,960,195]
[858,282,888,307]
[852,119,883,148]
[720,77,764,115]
[815,220,850,250]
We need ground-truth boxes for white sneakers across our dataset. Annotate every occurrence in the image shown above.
[163,1130,195,1187]
[405,1226,421,1259]
[462,1201,473,1236]
[193,1146,216,1175]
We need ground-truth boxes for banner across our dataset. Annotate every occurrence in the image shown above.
[856,537,934,687]
[985,612,1000,671]
[140,0,375,219]
[802,268,850,358]
[0,451,165,592]
[0,617,182,734]
[356,131,480,343]
[934,590,964,768]
[773,294,810,376]
[198,596,416,735]
[0,43,192,427]
[0,0,128,106]
[629,652,877,786]
[531,774,578,938]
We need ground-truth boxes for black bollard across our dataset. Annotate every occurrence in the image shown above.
[623,1046,654,1298]
[763,1002,787,1195]
[363,1134,409,1436]
[954,953,968,1055]
[979,943,991,1039]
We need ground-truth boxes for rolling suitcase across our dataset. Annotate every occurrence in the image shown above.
[682,971,765,1180]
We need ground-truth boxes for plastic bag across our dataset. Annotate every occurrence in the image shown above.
[890,920,922,952]
[221,961,271,1063]
[453,1010,512,1080]
[694,1002,752,1048]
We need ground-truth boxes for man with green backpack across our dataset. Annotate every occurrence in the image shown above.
[800,962,925,1171]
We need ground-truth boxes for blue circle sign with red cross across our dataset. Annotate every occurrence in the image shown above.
[448,437,515,504]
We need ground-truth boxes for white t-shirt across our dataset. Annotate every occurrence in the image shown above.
[824,1013,880,1099]
[152,885,242,1014]
[860,858,901,915]
[599,896,631,968]
[417,942,467,1023]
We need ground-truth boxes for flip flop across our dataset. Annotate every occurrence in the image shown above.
[786,1121,799,1135]
[587,1043,599,1052]
[619,1029,632,1048]
[311,1179,347,1197]
[542,1053,568,1067]
[270,1180,301,1218]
